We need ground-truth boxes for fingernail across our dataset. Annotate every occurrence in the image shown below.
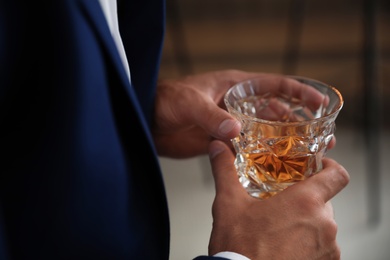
[209,142,224,159]
[218,119,240,136]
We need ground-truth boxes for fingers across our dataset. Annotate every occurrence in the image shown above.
[248,75,328,112]
[225,75,332,127]
[304,158,350,203]
[324,201,335,219]
[328,135,336,150]
[191,97,242,141]
[196,75,322,139]
[216,117,241,140]
[208,140,247,198]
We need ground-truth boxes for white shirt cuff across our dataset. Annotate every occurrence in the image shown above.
[214,251,251,260]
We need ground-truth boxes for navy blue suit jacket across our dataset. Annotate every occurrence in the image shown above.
[0,1,227,259]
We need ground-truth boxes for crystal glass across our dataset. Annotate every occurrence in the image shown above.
[224,75,344,199]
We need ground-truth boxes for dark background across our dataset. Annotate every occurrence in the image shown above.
[159,0,390,129]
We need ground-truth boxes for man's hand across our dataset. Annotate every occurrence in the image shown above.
[207,140,349,260]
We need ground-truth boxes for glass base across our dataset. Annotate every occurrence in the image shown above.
[238,174,295,200]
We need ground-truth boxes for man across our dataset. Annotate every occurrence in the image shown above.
[0,1,349,259]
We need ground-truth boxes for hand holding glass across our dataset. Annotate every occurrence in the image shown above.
[224,75,343,199]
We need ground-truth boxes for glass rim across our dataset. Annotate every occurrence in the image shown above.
[224,75,344,126]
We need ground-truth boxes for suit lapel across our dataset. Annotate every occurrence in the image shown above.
[77,0,130,90]
[76,0,158,153]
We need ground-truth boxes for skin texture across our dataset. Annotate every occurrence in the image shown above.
[152,69,347,259]
[153,70,335,158]
[153,69,257,158]
[208,140,349,260]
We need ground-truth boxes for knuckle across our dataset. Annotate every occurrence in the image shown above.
[324,218,338,241]
[336,164,350,187]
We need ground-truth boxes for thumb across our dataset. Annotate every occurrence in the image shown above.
[302,157,350,202]
[208,140,248,198]
[189,96,241,141]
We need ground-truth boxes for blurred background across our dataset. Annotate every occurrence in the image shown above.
[157,0,390,259]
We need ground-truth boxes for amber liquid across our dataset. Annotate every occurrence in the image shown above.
[229,93,335,199]
[236,135,318,199]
